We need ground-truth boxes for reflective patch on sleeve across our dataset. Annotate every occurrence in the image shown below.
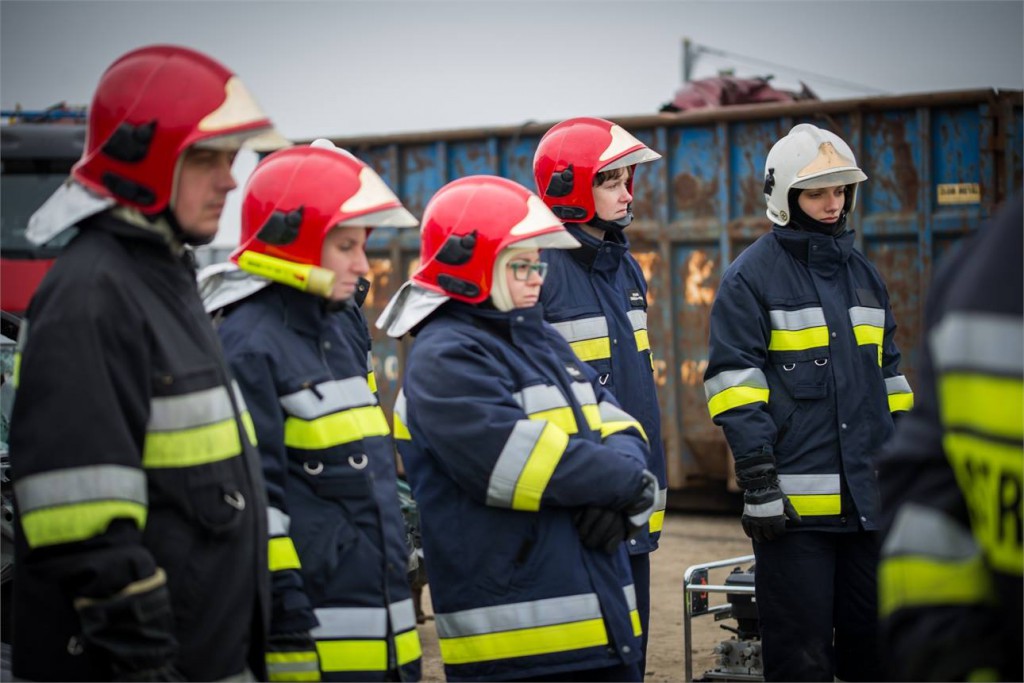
[486,420,568,511]
[704,368,769,418]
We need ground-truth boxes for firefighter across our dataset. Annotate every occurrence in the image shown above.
[377,175,658,682]
[203,140,423,682]
[877,194,1023,682]
[8,44,287,681]
[702,124,914,681]
[532,117,668,674]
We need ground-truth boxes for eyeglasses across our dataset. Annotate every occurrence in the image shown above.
[507,261,549,281]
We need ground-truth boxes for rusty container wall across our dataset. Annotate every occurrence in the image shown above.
[331,89,1023,501]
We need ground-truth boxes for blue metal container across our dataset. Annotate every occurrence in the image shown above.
[322,89,1023,504]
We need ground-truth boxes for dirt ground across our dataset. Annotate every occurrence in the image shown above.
[413,512,754,682]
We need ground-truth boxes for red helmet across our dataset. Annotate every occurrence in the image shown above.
[72,44,286,215]
[233,139,416,266]
[533,116,661,223]
[412,175,578,304]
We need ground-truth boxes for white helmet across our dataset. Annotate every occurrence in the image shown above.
[763,124,867,226]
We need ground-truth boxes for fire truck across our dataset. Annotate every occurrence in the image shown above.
[1,105,87,316]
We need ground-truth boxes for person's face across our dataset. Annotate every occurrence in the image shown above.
[173,147,238,241]
[320,224,370,302]
[797,185,847,224]
[505,249,546,309]
[592,168,632,222]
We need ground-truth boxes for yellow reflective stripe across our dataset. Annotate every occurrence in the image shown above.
[570,338,611,362]
[888,392,914,413]
[945,432,1024,575]
[269,536,301,572]
[600,420,648,442]
[143,418,242,468]
[285,406,390,450]
[512,423,568,512]
[853,324,884,347]
[367,370,377,395]
[940,374,1024,442]
[266,650,320,682]
[241,410,258,446]
[634,329,650,352]
[708,386,769,418]
[789,494,841,517]
[395,628,422,666]
[21,500,147,548]
[629,609,642,637]
[439,617,608,665]
[649,509,665,533]
[581,404,601,431]
[13,352,21,388]
[393,412,410,441]
[530,406,578,435]
[768,327,828,351]
[316,639,387,672]
[878,553,994,617]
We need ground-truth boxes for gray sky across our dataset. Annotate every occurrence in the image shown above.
[2,0,1022,247]
[2,0,1022,140]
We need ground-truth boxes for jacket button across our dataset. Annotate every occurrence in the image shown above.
[831,331,837,338]
[629,539,637,546]
[622,645,631,654]
[323,341,332,350]
[841,423,848,430]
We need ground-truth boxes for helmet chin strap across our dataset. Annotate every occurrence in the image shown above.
[586,206,634,234]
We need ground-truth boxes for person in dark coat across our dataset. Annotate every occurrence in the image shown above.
[10,44,287,682]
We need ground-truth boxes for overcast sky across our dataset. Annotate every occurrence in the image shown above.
[2,0,1021,247]
[2,0,1022,141]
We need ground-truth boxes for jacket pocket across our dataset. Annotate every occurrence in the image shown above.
[185,459,247,536]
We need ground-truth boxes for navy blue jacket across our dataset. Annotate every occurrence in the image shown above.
[218,285,421,682]
[704,227,913,531]
[541,225,667,551]
[395,302,651,681]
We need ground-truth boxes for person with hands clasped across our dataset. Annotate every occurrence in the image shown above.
[703,124,913,681]
[9,45,288,682]
[378,175,657,682]
[202,140,422,682]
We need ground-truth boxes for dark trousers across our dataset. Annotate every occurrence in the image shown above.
[752,530,881,682]
[628,552,651,678]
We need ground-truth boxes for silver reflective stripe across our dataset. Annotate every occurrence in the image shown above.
[231,381,249,414]
[769,307,826,330]
[365,350,374,373]
[703,368,769,401]
[16,464,147,513]
[394,390,407,422]
[930,312,1024,376]
[885,375,913,395]
[849,306,885,328]
[778,473,840,495]
[389,598,418,633]
[598,401,635,425]
[280,377,378,419]
[486,420,545,507]
[570,382,598,407]
[148,385,235,431]
[627,309,647,332]
[744,499,783,518]
[435,592,602,639]
[311,606,388,639]
[550,316,608,343]
[882,502,980,560]
[512,384,568,414]
[623,584,637,611]
[267,507,290,537]
[655,487,668,511]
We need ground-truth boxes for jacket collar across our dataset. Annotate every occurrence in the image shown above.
[444,300,549,352]
[772,225,855,277]
[565,224,629,274]
[263,284,334,339]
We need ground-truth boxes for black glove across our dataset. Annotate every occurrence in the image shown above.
[74,570,180,681]
[573,506,628,554]
[266,631,321,682]
[736,451,801,543]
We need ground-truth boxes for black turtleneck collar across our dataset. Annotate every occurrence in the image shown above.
[564,223,629,273]
[772,225,855,277]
